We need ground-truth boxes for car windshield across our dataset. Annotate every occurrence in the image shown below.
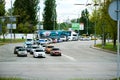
[16,47,22,49]
[27,39,32,41]
[32,47,38,49]
[35,50,44,52]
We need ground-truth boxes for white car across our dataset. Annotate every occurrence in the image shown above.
[33,49,46,58]
[38,39,49,45]
[25,38,34,45]
[30,45,39,54]
[17,48,27,57]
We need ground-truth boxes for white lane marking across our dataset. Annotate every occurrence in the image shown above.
[62,54,76,61]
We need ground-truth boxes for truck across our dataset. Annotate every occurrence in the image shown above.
[34,30,78,42]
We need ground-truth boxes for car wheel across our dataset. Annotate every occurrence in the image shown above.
[59,54,62,56]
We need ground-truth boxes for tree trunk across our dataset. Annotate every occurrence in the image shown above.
[113,33,117,48]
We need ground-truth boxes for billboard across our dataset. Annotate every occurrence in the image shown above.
[72,23,80,30]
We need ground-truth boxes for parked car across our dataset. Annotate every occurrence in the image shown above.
[14,46,23,54]
[50,48,61,56]
[45,45,54,53]
[33,48,46,58]
[30,45,39,54]
[17,48,27,57]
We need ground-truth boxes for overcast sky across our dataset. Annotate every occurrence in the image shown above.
[5,0,93,22]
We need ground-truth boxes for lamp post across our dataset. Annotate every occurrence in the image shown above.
[94,3,99,46]
[74,3,91,35]
[10,0,13,43]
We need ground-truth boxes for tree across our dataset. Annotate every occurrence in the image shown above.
[13,0,39,33]
[0,0,5,16]
[90,0,117,47]
[0,0,6,41]
[79,9,93,35]
[43,0,57,30]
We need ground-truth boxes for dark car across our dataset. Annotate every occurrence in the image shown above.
[25,44,32,52]
[14,46,23,54]
[50,48,61,56]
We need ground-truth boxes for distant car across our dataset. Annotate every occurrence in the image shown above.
[45,45,54,53]
[14,46,23,54]
[33,49,46,58]
[60,35,67,41]
[50,48,61,56]
[25,44,32,52]
[47,38,53,44]
[38,39,49,45]
[30,45,39,54]
[17,48,27,57]
[25,38,34,45]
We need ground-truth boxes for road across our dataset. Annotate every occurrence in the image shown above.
[0,40,117,80]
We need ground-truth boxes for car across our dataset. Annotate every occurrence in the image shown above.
[25,38,34,45]
[14,46,23,54]
[17,48,27,57]
[33,48,46,58]
[50,48,61,56]
[41,44,47,51]
[25,44,32,52]
[45,45,54,54]
[30,45,40,54]
[38,39,49,45]
[60,35,67,41]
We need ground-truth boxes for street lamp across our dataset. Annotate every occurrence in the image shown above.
[74,3,99,45]
[74,3,91,35]
[94,3,99,46]
[10,0,13,43]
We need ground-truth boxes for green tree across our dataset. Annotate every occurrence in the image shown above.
[79,9,92,35]
[0,0,6,41]
[91,0,117,47]
[13,0,39,33]
[0,0,5,16]
[43,0,57,30]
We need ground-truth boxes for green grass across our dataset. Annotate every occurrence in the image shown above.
[95,42,117,52]
[0,77,23,80]
[0,39,25,45]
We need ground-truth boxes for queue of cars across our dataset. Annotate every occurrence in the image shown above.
[14,38,62,58]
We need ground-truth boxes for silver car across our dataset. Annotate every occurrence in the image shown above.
[17,48,27,57]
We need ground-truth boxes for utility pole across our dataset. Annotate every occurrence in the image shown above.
[10,0,12,43]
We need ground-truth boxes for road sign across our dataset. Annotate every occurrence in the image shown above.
[108,0,120,21]
[80,23,84,30]
[72,23,80,30]
[7,24,16,29]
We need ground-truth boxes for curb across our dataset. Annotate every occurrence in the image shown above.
[90,45,117,54]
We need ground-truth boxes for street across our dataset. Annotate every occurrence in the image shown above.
[0,40,117,80]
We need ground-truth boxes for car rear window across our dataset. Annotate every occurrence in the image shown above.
[35,50,44,52]
[47,46,54,48]
[19,48,26,51]
[52,48,60,50]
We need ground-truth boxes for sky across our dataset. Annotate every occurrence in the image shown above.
[5,0,93,23]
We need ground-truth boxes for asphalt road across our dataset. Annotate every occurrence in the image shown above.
[0,40,117,80]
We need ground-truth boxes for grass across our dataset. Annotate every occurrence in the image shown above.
[0,77,23,80]
[0,39,25,46]
[95,42,117,53]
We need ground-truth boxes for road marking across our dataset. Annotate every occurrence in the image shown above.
[62,54,76,61]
